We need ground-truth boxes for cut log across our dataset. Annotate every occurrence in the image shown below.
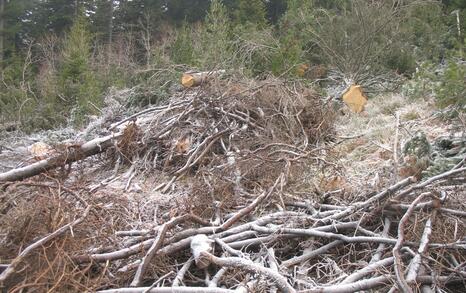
[342,85,368,113]
[181,70,225,88]
[0,133,121,183]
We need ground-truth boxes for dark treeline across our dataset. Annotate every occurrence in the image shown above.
[0,0,464,130]
[0,0,288,63]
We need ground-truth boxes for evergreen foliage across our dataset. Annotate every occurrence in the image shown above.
[273,0,315,74]
[200,0,230,68]
[435,60,466,109]
[57,15,102,125]
[170,22,195,66]
[235,0,267,27]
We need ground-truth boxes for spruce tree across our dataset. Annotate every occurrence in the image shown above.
[236,0,267,27]
[58,15,101,124]
[201,0,230,68]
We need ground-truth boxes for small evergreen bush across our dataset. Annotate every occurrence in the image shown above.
[403,58,465,111]
[57,15,103,125]
[199,0,231,69]
[402,62,438,100]
[435,60,465,109]
[170,23,195,66]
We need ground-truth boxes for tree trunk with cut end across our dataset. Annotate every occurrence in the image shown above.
[0,133,121,183]
[181,70,225,88]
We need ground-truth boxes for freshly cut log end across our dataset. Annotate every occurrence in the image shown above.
[342,85,368,113]
[181,73,196,88]
[0,133,120,183]
[181,70,226,88]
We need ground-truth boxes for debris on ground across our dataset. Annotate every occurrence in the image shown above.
[0,77,465,292]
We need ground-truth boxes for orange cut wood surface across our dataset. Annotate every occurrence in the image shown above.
[181,73,195,88]
[342,85,368,113]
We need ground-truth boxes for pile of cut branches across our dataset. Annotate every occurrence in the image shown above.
[0,77,465,292]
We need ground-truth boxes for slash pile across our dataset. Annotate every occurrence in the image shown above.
[0,77,465,292]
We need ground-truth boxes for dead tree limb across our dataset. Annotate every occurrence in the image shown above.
[76,216,208,264]
[282,240,344,268]
[203,252,296,293]
[300,275,392,293]
[0,133,121,183]
[319,176,415,223]
[394,167,466,200]
[208,266,227,288]
[405,210,436,289]
[341,256,395,284]
[393,192,431,293]
[302,275,462,293]
[219,175,282,230]
[215,238,244,258]
[370,217,391,264]
[252,225,399,245]
[172,257,194,287]
[131,215,210,286]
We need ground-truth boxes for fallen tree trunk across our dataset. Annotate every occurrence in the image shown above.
[202,252,296,293]
[0,133,121,183]
[181,70,225,88]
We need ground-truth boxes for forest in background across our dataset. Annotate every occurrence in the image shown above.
[0,0,465,131]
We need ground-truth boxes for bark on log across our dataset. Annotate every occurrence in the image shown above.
[0,133,121,183]
[202,253,296,293]
[300,275,462,293]
[181,70,225,88]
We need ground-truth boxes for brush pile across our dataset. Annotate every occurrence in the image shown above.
[0,77,465,292]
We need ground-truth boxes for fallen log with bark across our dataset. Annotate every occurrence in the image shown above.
[181,70,226,88]
[0,134,121,183]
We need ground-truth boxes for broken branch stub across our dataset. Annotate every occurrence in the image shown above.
[0,133,121,183]
[190,234,214,269]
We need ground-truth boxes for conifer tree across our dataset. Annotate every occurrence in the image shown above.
[236,0,267,27]
[201,0,230,68]
[58,15,101,124]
